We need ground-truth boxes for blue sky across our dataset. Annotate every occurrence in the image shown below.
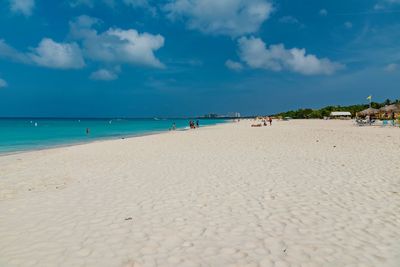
[0,0,399,117]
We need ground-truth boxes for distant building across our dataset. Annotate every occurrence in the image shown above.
[203,112,241,118]
[203,113,220,118]
[227,112,241,118]
[330,111,352,119]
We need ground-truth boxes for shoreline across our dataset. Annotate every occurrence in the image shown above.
[0,121,229,157]
[0,129,169,157]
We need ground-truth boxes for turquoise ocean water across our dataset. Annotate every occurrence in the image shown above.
[0,118,227,154]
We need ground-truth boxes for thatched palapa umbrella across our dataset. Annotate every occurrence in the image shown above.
[379,104,400,113]
[358,107,379,117]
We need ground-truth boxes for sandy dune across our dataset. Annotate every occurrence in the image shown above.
[0,120,399,267]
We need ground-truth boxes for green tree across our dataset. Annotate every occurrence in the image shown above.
[273,99,395,119]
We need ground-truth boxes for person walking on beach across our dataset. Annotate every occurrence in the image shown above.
[171,122,176,131]
[196,120,199,128]
[268,117,272,126]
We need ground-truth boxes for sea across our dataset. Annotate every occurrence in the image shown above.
[0,118,227,154]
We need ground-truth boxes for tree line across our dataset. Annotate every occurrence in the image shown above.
[273,99,400,119]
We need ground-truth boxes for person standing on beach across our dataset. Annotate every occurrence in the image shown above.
[268,117,272,126]
[392,112,396,125]
[196,120,199,128]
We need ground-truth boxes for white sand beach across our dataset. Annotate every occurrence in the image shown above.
[0,120,399,267]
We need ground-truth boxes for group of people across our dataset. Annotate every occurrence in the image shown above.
[189,120,199,129]
[251,116,273,127]
[264,117,273,126]
[169,120,200,131]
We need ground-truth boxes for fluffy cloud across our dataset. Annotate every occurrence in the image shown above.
[164,0,273,36]
[0,16,164,79]
[29,38,85,69]
[90,69,118,80]
[9,0,35,16]
[75,17,163,68]
[237,37,344,75]
[0,78,7,88]
[70,15,165,68]
[0,38,85,69]
[225,59,243,71]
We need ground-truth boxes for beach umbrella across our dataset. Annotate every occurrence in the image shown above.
[379,104,400,113]
[358,107,379,116]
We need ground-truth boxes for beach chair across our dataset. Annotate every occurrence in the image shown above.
[355,119,367,126]
[382,120,394,126]
[382,120,395,127]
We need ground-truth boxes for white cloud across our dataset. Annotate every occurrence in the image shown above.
[164,0,273,36]
[0,78,7,88]
[0,16,164,79]
[225,59,243,71]
[279,16,299,24]
[237,36,344,75]
[29,38,85,69]
[344,21,353,29]
[0,38,85,69]
[90,69,118,80]
[385,63,398,72]
[70,15,165,68]
[9,0,35,16]
[319,9,328,16]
